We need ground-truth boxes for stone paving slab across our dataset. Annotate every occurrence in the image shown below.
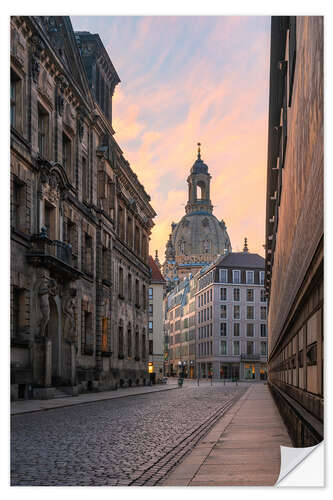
[162,383,292,487]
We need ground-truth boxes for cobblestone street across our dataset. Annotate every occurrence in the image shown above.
[11,383,247,486]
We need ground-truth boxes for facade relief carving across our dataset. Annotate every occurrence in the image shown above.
[36,273,57,338]
[62,288,77,346]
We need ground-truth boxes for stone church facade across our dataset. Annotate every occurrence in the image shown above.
[10,16,156,400]
[162,144,232,288]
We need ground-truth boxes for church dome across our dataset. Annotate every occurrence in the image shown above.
[172,213,231,259]
[191,157,209,175]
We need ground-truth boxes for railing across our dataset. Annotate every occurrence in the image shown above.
[241,353,261,361]
[29,235,73,266]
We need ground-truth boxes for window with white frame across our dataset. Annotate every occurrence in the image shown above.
[220,304,227,319]
[233,270,241,284]
[260,324,267,337]
[233,288,240,301]
[246,271,254,284]
[247,306,254,320]
[220,268,228,283]
[220,340,227,355]
[260,289,266,302]
[233,305,240,319]
[260,271,265,285]
[246,289,254,302]
[220,322,227,336]
[260,341,267,355]
[246,323,254,337]
[233,341,240,355]
[233,323,240,336]
[260,306,267,320]
[220,288,227,301]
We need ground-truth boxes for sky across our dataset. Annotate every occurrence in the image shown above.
[71,16,271,260]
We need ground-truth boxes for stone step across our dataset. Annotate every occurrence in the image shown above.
[53,388,73,399]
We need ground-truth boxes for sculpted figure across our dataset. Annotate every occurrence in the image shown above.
[62,288,77,344]
[37,275,57,337]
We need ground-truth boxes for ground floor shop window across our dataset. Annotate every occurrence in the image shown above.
[244,363,256,379]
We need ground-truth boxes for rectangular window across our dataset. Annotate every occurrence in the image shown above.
[260,289,266,302]
[84,233,92,274]
[220,287,227,301]
[220,322,227,336]
[234,341,240,355]
[38,104,49,158]
[210,289,212,301]
[101,318,108,352]
[148,321,153,332]
[247,306,254,320]
[260,342,267,355]
[149,339,153,355]
[82,157,89,201]
[220,340,227,355]
[62,132,72,173]
[233,305,240,320]
[148,287,153,299]
[260,306,267,320]
[246,323,254,337]
[246,341,254,355]
[119,267,124,297]
[11,70,22,131]
[128,273,132,302]
[127,216,133,247]
[233,323,240,337]
[246,289,254,302]
[260,324,267,337]
[233,288,240,301]
[233,270,241,284]
[135,279,140,306]
[220,268,228,283]
[260,271,265,285]
[148,303,153,315]
[246,271,254,284]
[220,304,227,319]
[142,284,146,310]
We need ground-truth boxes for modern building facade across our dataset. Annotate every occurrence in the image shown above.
[162,144,232,288]
[148,255,166,383]
[265,16,323,446]
[10,16,155,400]
[196,244,267,380]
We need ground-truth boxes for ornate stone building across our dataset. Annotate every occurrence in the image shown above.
[162,144,232,288]
[10,16,156,400]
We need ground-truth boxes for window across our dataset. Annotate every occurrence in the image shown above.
[220,288,227,301]
[148,303,153,315]
[142,330,146,360]
[234,341,240,355]
[82,157,89,202]
[233,270,241,284]
[148,287,153,299]
[233,323,240,337]
[128,273,132,302]
[246,323,254,337]
[210,289,212,301]
[260,289,266,302]
[220,269,228,283]
[260,342,267,355]
[220,322,227,336]
[260,324,267,337]
[246,289,254,302]
[233,288,240,301]
[44,201,56,240]
[38,104,49,158]
[12,177,26,232]
[135,327,139,359]
[119,267,124,297]
[62,133,72,173]
[102,246,109,281]
[247,306,254,320]
[220,340,227,355]
[127,216,133,247]
[83,234,92,274]
[102,318,108,352]
[149,339,153,355]
[260,306,267,320]
[118,320,124,358]
[148,321,153,332]
[246,271,254,284]
[135,279,140,306]
[118,205,125,241]
[142,284,146,310]
[11,71,22,130]
[127,324,132,357]
[220,304,227,319]
[81,310,93,353]
[246,341,254,355]
[233,305,240,320]
[260,271,265,285]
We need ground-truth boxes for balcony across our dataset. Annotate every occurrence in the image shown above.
[241,353,261,361]
[27,231,83,280]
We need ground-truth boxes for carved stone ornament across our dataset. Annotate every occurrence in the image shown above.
[31,35,45,60]
[62,288,77,344]
[78,118,84,142]
[31,56,40,83]
[36,274,57,338]
[56,94,64,116]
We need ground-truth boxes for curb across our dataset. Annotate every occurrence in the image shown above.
[11,385,180,416]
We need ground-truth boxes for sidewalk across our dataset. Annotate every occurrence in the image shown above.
[11,380,179,416]
[162,383,292,486]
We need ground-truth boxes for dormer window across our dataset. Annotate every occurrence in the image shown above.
[246,271,254,284]
[233,270,241,284]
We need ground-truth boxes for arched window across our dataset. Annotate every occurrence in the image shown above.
[118,319,124,358]
[127,323,132,358]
